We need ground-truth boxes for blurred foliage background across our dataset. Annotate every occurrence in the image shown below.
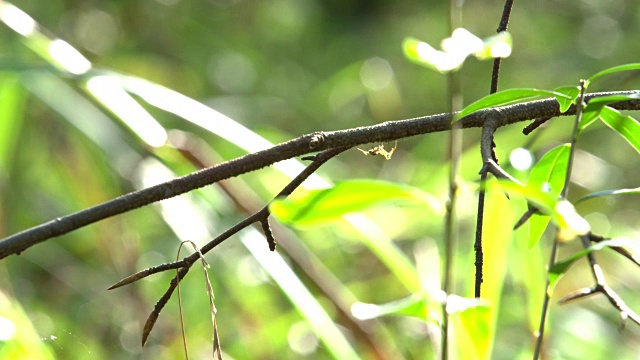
[0,0,639,359]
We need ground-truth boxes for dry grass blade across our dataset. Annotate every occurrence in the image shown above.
[174,240,223,359]
[175,241,193,359]
[200,252,223,359]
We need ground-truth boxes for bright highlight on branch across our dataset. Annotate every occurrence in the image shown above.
[403,28,512,73]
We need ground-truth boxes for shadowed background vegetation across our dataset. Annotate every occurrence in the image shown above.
[1,0,639,358]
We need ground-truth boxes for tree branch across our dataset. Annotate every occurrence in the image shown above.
[0,92,638,258]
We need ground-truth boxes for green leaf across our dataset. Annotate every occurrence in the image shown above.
[548,238,630,292]
[586,93,640,108]
[270,179,442,226]
[579,107,603,130]
[577,187,640,203]
[499,144,570,247]
[579,94,640,131]
[553,85,580,113]
[496,181,557,216]
[351,295,428,320]
[528,144,570,199]
[454,88,573,123]
[0,74,27,173]
[402,36,466,73]
[528,213,551,250]
[586,63,640,85]
[473,31,512,60]
[403,29,511,74]
[553,200,591,241]
[598,106,640,154]
[450,296,492,360]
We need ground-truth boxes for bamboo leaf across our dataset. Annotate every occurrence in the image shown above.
[526,144,570,247]
[351,295,428,320]
[598,106,640,154]
[553,85,580,113]
[586,63,640,85]
[577,187,640,203]
[455,89,573,123]
[270,179,442,226]
[548,238,630,292]
[450,296,492,360]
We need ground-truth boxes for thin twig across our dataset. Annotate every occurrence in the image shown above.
[534,80,588,360]
[558,235,640,329]
[0,93,638,258]
[523,116,552,135]
[475,0,516,298]
[115,147,348,345]
[441,1,464,356]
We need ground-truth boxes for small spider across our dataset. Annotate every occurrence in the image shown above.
[358,140,397,160]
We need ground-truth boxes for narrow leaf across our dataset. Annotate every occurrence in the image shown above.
[450,296,492,360]
[496,181,557,216]
[473,31,512,60]
[578,94,640,130]
[528,214,551,249]
[351,295,428,320]
[270,179,442,226]
[526,144,570,247]
[599,106,640,154]
[402,37,459,73]
[499,155,576,246]
[579,107,603,130]
[586,63,640,84]
[548,238,630,291]
[586,93,640,108]
[554,200,591,241]
[577,187,640,203]
[528,144,570,197]
[553,85,580,113]
[455,88,573,122]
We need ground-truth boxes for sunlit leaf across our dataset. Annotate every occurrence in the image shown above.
[528,213,551,250]
[497,184,584,246]
[580,94,640,131]
[403,29,511,74]
[553,85,580,113]
[598,106,640,154]
[548,238,630,293]
[554,200,590,241]
[526,144,570,247]
[351,294,428,320]
[473,31,512,60]
[579,107,603,130]
[0,290,56,360]
[478,179,512,359]
[496,181,556,215]
[270,179,442,226]
[577,186,640,203]
[586,63,640,85]
[0,74,26,173]
[450,296,492,360]
[586,93,640,108]
[528,144,570,197]
[454,89,573,123]
[403,37,466,73]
